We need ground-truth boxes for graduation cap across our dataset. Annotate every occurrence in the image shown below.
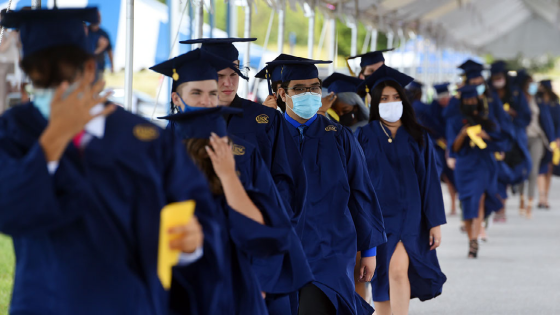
[255,54,311,95]
[180,38,257,63]
[0,8,99,57]
[345,49,394,76]
[433,82,450,94]
[265,59,332,82]
[159,106,242,139]
[457,85,478,99]
[407,81,424,90]
[322,72,363,94]
[458,59,484,80]
[150,48,246,93]
[540,79,553,91]
[358,64,414,92]
[513,69,530,88]
[490,60,507,76]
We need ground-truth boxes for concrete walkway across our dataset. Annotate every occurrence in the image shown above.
[407,178,560,315]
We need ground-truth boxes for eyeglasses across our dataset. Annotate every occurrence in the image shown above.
[286,86,322,95]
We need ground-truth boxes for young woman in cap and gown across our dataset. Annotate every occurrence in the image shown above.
[444,59,513,238]
[354,65,447,315]
[535,79,560,209]
[0,8,214,314]
[271,57,386,315]
[446,84,508,257]
[487,61,532,222]
[150,49,313,315]
[430,83,458,216]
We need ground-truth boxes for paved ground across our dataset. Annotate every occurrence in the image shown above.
[406,178,560,315]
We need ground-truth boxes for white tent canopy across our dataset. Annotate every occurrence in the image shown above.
[286,0,560,58]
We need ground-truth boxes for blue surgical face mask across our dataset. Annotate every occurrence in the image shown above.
[286,92,322,120]
[528,82,539,96]
[177,95,204,113]
[32,82,80,119]
[476,84,486,96]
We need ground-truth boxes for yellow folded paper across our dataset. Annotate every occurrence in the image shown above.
[503,103,510,112]
[327,108,340,122]
[158,200,196,290]
[494,152,505,161]
[466,125,487,149]
[551,142,560,166]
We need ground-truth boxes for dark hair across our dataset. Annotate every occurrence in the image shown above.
[21,45,93,88]
[488,73,514,104]
[540,82,559,103]
[271,80,286,112]
[369,80,425,147]
[184,138,227,195]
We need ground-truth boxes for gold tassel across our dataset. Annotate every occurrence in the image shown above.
[345,57,356,77]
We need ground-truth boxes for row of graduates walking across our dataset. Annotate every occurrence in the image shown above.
[0,7,447,315]
[401,59,560,259]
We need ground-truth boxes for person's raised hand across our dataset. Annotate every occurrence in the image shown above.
[318,92,337,116]
[206,133,236,180]
[429,226,442,250]
[262,94,278,110]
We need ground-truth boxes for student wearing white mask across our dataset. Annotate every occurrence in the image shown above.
[355,65,447,315]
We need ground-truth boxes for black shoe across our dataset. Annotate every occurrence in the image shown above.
[468,240,479,259]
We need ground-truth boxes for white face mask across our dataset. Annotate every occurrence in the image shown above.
[379,101,403,123]
[493,79,506,89]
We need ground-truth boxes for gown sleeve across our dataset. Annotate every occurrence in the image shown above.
[419,134,447,229]
[513,91,532,130]
[227,189,292,258]
[268,110,308,226]
[538,104,556,143]
[0,138,77,236]
[342,128,387,252]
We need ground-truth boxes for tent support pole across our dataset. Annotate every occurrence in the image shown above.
[32,0,40,8]
[328,17,336,73]
[124,0,134,112]
[277,0,285,54]
[243,3,251,99]
[307,9,315,58]
[195,1,204,40]
[370,28,378,51]
[350,22,358,57]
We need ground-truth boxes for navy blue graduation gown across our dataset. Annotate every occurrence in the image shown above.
[537,101,559,174]
[355,122,447,302]
[495,88,532,197]
[286,115,386,315]
[171,188,294,315]
[550,102,560,176]
[428,100,455,185]
[166,131,313,315]
[0,103,219,315]
[446,116,508,219]
[226,95,307,224]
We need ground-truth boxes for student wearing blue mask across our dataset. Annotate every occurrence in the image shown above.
[515,71,556,218]
[180,38,308,242]
[0,8,216,314]
[151,50,313,315]
[273,58,386,315]
[535,79,560,209]
[355,65,447,315]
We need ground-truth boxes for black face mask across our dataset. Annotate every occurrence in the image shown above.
[338,108,358,127]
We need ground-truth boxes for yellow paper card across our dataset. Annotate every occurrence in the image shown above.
[503,103,510,112]
[466,125,487,149]
[327,108,340,122]
[436,139,447,150]
[158,200,196,290]
[553,149,560,166]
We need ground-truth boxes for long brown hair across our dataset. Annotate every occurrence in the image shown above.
[184,138,224,195]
